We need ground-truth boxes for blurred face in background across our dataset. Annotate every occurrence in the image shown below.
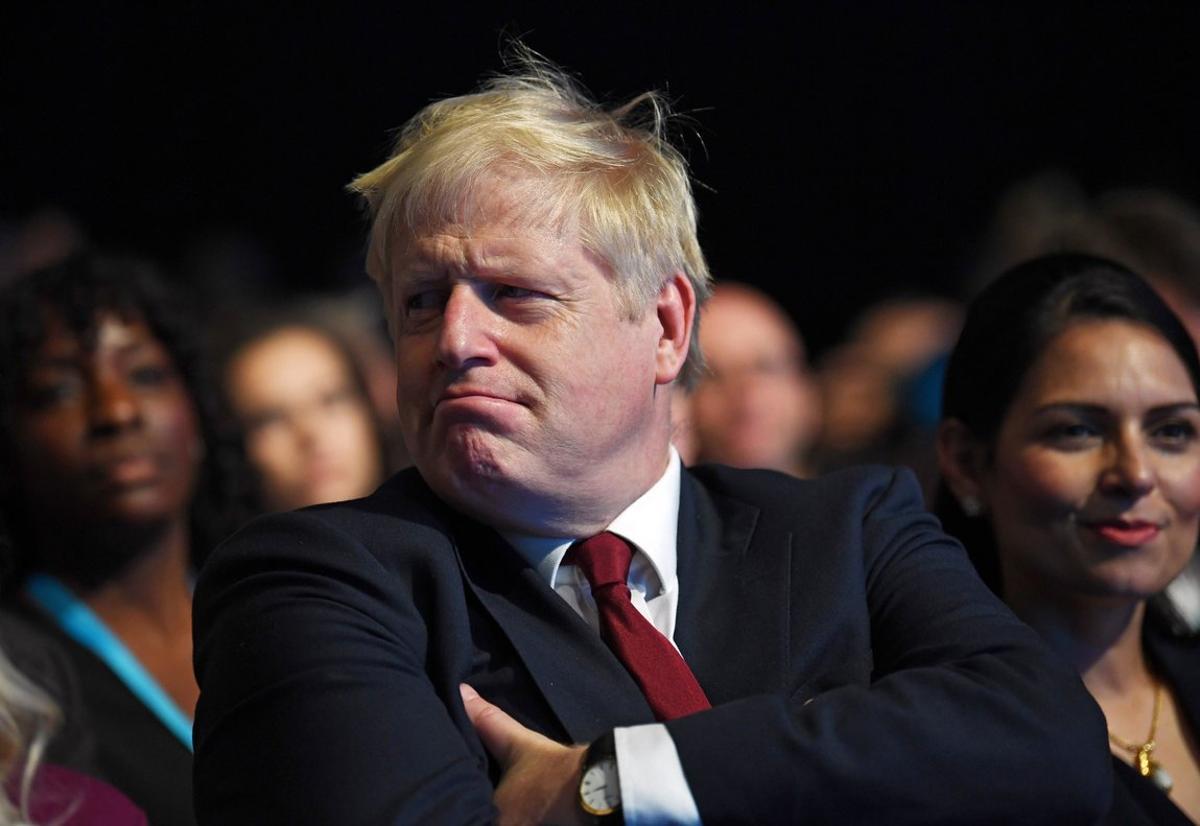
[819,298,963,455]
[979,320,1200,602]
[226,326,383,511]
[691,285,820,474]
[10,310,202,568]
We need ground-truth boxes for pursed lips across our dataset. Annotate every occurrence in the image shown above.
[435,387,522,407]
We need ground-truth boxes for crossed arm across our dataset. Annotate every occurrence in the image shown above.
[459,467,1116,825]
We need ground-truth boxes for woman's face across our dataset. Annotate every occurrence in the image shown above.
[981,319,1200,601]
[10,310,202,532]
[225,327,383,511]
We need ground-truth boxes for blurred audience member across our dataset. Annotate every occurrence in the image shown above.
[1095,189,1200,348]
[970,173,1200,342]
[689,282,820,475]
[0,253,255,826]
[936,253,1200,824]
[669,391,700,466]
[0,640,145,824]
[0,209,87,290]
[968,169,1095,289]
[222,318,387,512]
[814,343,895,458]
[814,296,962,494]
[290,290,411,473]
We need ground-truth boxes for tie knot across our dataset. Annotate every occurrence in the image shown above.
[565,531,632,590]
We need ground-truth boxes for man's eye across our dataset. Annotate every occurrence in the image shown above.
[494,285,542,301]
[402,289,449,318]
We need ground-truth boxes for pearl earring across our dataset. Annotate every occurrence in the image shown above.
[959,496,983,517]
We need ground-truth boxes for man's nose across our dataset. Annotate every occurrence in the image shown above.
[87,373,141,435]
[436,285,499,369]
[1098,435,1155,499]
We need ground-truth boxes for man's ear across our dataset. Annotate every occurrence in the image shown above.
[654,271,696,386]
[936,418,988,514]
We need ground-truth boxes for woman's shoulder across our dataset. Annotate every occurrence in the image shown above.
[0,608,100,774]
[19,763,147,826]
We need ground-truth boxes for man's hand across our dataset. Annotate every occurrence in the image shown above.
[460,684,589,826]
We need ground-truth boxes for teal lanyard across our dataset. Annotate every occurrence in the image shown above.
[24,573,194,752]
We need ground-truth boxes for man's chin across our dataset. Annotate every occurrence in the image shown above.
[416,436,513,501]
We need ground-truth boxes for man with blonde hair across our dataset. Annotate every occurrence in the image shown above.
[192,57,1109,824]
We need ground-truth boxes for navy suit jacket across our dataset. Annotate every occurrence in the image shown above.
[193,464,1111,824]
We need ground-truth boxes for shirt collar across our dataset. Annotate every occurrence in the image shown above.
[502,447,681,590]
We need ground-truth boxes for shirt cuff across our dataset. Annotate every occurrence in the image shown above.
[613,723,701,825]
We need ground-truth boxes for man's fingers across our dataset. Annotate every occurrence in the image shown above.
[461,683,532,769]
[461,684,589,825]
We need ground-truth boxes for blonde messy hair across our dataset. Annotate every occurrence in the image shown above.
[348,53,713,385]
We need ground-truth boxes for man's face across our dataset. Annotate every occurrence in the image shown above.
[387,177,677,535]
[691,291,819,473]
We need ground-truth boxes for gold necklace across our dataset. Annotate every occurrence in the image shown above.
[1109,682,1173,794]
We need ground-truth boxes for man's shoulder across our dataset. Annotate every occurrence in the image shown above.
[685,462,921,516]
[300,466,449,534]
[206,467,461,573]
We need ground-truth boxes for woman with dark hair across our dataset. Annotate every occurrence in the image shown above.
[0,253,256,826]
[936,252,1200,824]
[220,315,387,512]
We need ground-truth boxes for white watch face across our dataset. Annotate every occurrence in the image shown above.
[580,756,621,815]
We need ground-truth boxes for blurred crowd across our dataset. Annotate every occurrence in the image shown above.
[1,169,1200,823]
[8,173,1200,508]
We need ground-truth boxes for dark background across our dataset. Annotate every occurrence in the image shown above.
[4,2,1199,353]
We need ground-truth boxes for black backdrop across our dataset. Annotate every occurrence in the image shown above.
[4,2,1199,352]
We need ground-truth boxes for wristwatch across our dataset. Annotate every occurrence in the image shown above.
[578,732,622,823]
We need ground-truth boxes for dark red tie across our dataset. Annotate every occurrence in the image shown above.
[564,531,711,721]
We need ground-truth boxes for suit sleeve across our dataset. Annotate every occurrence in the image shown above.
[191,511,496,825]
[664,468,1112,825]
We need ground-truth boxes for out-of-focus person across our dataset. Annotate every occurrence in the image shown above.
[0,208,87,291]
[936,252,1200,825]
[0,638,146,825]
[291,291,412,474]
[688,282,820,475]
[0,253,255,826]
[814,296,962,494]
[669,390,700,466]
[1095,189,1200,352]
[222,319,386,511]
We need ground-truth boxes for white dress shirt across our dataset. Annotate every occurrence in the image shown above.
[502,447,701,825]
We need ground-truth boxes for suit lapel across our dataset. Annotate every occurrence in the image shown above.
[451,519,655,742]
[674,469,793,703]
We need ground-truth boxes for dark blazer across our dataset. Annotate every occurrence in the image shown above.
[193,464,1111,825]
[1104,624,1200,825]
